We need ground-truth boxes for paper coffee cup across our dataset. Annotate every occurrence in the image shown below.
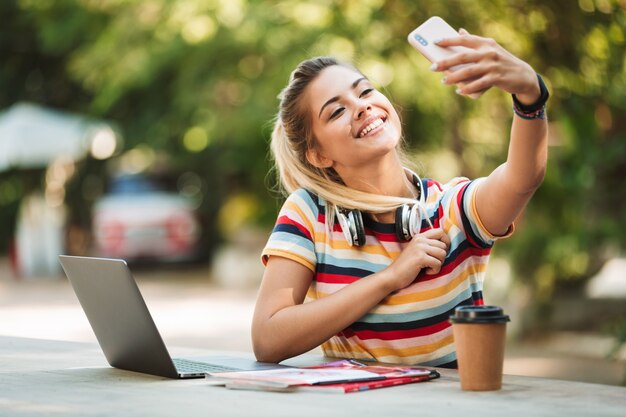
[449,305,510,391]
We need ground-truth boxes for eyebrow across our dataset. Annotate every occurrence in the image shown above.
[318,77,367,119]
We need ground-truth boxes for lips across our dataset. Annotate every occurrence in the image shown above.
[357,116,387,138]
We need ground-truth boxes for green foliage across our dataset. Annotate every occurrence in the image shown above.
[2,0,626,301]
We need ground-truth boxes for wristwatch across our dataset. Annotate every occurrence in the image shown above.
[512,73,549,114]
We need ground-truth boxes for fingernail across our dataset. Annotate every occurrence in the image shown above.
[455,88,463,95]
[433,38,445,45]
[430,63,438,71]
[441,77,447,84]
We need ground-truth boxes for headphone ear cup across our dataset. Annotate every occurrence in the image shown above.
[395,205,410,241]
[335,207,354,246]
[351,209,366,246]
[408,203,423,237]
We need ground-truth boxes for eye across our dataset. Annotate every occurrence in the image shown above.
[360,88,374,97]
[329,107,344,120]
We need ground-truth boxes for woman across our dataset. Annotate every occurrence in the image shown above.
[252,29,549,367]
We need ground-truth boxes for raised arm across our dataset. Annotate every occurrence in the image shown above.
[433,30,548,236]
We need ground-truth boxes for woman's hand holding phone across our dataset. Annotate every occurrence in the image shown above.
[432,29,540,102]
[408,17,483,99]
[408,17,539,101]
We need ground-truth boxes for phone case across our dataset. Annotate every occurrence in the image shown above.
[407,16,482,98]
[407,16,465,63]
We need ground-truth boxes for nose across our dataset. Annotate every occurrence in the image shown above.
[355,101,371,120]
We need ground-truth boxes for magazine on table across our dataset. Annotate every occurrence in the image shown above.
[205,359,440,393]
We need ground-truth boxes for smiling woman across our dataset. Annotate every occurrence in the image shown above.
[252,43,548,367]
[305,67,402,176]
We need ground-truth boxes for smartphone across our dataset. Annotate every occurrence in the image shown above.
[407,16,482,98]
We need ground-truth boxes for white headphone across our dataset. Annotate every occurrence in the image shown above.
[334,171,431,247]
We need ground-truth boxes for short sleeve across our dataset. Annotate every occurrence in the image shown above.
[434,177,514,249]
[261,189,318,272]
[461,178,515,247]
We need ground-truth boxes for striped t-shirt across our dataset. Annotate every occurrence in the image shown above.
[261,177,512,367]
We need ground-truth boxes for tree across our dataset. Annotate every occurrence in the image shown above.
[2,0,626,306]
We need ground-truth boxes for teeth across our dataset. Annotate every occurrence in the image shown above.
[359,118,384,137]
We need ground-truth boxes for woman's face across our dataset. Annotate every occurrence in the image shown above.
[304,65,402,174]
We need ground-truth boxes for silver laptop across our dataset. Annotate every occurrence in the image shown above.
[59,255,287,379]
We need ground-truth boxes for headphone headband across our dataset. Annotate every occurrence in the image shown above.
[334,170,429,247]
[409,171,425,206]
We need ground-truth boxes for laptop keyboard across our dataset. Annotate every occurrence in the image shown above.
[172,358,240,374]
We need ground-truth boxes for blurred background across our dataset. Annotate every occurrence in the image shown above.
[0,0,625,386]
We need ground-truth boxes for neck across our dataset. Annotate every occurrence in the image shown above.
[337,152,414,198]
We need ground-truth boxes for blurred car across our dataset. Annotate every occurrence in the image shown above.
[92,174,202,262]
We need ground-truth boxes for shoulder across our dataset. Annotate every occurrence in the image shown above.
[423,177,472,202]
[275,189,327,228]
[283,188,325,215]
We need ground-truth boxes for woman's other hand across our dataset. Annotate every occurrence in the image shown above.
[432,29,541,104]
[383,228,450,292]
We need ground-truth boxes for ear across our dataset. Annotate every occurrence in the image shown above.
[306,148,333,169]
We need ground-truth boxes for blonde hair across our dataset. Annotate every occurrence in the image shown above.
[270,56,418,228]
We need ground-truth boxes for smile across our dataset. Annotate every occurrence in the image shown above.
[358,117,386,138]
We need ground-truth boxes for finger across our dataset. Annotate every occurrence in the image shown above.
[442,63,486,85]
[421,227,444,238]
[423,255,443,274]
[419,231,449,251]
[457,74,495,95]
[434,33,488,49]
[423,256,443,275]
[459,28,470,35]
[440,231,451,248]
[420,227,450,245]
[425,245,448,262]
[434,51,485,73]
[425,238,448,252]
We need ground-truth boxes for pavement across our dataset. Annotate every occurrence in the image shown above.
[0,259,261,352]
[1,257,624,386]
